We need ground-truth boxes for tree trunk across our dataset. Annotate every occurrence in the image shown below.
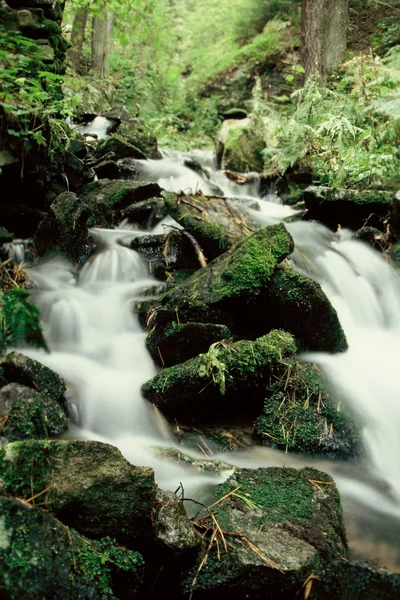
[302,0,348,81]
[68,5,89,73]
[90,7,110,79]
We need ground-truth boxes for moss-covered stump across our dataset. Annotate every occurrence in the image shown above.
[146,322,232,367]
[150,223,294,336]
[35,191,91,264]
[142,330,296,423]
[266,265,347,353]
[303,186,393,231]
[0,383,68,440]
[79,179,163,227]
[254,363,362,458]
[0,497,144,600]
[0,352,66,402]
[0,440,157,551]
[182,467,347,599]
[163,191,255,260]
[95,134,147,161]
[220,120,265,173]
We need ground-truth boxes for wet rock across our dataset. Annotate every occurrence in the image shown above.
[163,191,255,260]
[0,383,68,440]
[66,137,87,159]
[154,489,202,559]
[220,119,265,172]
[150,223,294,335]
[124,197,168,229]
[254,362,362,458]
[146,322,232,367]
[303,186,393,231]
[142,330,296,423]
[181,466,347,599]
[63,151,95,191]
[0,497,145,600]
[105,112,161,159]
[353,226,387,251]
[266,264,348,353]
[35,191,91,264]
[0,440,157,551]
[95,134,147,161]
[93,159,121,180]
[80,179,163,227]
[0,352,66,402]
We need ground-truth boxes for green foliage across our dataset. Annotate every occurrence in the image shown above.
[199,342,228,395]
[0,289,48,352]
[260,47,400,187]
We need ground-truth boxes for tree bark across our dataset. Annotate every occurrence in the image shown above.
[68,6,89,73]
[302,0,348,81]
[90,7,110,79]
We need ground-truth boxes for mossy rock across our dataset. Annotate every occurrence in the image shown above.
[34,191,91,265]
[142,330,297,423]
[163,191,255,260]
[0,383,68,441]
[0,497,144,600]
[387,242,400,268]
[353,226,386,251]
[124,197,168,229]
[303,186,393,231]
[254,363,362,458]
[151,223,294,335]
[1,351,66,403]
[181,466,347,599]
[80,179,162,227]
[95,134,147,161]
[221,121,265,173]
[0,227,13,244]
[265,265,348,353]
[0,440,157,551]
[146,322,232,367]
[339,560,400,600]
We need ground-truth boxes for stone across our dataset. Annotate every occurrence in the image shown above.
[163,191,255,260]
[181,466,348,599]
[142,330,297,422]
[35,191,91,264]
[220,120,265,172]
[303,186,393,231]
[0,383,68,440]
[0,227,13,244]
[124,197,168,229]
[0,440,157,551]
[95,134,147,161]
[146,321,232,367]
[0,352,66,402]
[254,362,363,458]
[0,497,144,600]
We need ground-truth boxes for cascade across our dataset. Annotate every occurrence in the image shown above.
[20,148,400,567]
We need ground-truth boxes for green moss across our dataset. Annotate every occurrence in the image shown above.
[254,363,362,458]
[222,124,265,172]
[2,392,68,441]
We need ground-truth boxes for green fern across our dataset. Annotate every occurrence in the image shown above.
[0,289,48,352]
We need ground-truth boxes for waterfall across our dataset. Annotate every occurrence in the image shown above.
[22,149,400,565]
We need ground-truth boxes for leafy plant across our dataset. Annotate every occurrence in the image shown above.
[0,288,48,353]
[199,343,228,395]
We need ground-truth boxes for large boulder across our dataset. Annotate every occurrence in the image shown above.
[163,191,255,260]
[94,134,147,161]
[0,383,68,441]
[0,497,145,600]
[181,466,348,599]
[254,362,362,458]
[34,191,91,264]
[303,186,393,231]
[219,119,265,172]
[0,440,157,551]
[0,352,66,402]
[142,330,297,422]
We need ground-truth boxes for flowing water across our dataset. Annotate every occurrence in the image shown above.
[13,147,400,570]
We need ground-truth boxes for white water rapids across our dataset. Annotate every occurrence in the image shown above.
[15,147,400,568]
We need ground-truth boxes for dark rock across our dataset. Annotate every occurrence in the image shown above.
[0,383,68,440]
[0,497,145,600]
[389,189,400,239]
[254,362,362,458]
[353,226,387,250]
[95,134,147,161]
[94,159,121,180]
[303,186,393,231]
[35,191,91,264]
[124,197,168,229]
[146,322,232,367]
[0,351,66,402]
[339,560,400,600]
[0,227,13,244]
[163,190,255,260]
[63,151,95,191]
[142,330,296,423]
[66,137,87,159]
[181,466,347,599]
[0,440,157,551]
[0,204,44,238]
